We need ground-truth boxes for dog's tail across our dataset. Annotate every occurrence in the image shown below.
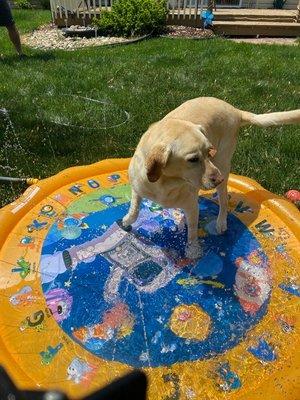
[240,109,300,127]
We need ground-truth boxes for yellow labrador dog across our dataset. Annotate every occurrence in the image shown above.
[122,97,300,258]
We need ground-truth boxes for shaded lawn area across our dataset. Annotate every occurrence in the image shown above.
[0,10,299,206]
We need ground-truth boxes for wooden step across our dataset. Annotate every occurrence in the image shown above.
[214,14,296,22]
[214,9,297,17]
[215,16,296,23]
[213,21,300,36]
[214,9,297,22]
[166,9,299,28]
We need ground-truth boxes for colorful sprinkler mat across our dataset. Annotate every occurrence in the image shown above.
[0,158,299,399]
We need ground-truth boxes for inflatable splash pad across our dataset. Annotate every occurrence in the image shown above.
[0,158,299,399]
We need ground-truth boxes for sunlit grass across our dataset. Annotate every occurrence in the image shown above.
[0,10,299,206]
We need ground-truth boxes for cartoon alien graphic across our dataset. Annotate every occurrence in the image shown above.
[45,288,73,322]
[136,201,186,235]
[39,205,57,218]
[234,249,271,314]
[10,285,39,307]
[73,302,135,344]
[108,174,121,183]
[248,338,277,363]
[11,257,31,279]
[67,357,95,384]
[216,362,241,392]
[56,214,89,240]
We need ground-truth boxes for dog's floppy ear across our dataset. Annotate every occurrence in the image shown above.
[196,125,217,158]
[145,145,170,183]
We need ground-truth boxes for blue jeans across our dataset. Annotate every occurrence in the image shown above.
[0,0,14,27]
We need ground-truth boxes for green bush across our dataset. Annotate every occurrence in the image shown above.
[14,0,32,8]
[94,0,168,37]
[40,0,51,9]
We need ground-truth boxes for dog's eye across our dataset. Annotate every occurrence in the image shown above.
[187,157,199,163]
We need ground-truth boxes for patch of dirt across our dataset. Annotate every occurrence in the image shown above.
[229,37,299,46]
[163,25,215,39]
[22,24,129,51]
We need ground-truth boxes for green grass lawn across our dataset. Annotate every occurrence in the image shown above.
[0,10,299,207]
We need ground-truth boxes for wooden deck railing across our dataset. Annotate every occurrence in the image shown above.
[50,0,218,23]
[49,0,112,21]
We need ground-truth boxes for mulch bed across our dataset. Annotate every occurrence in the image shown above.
[163,25,215,39]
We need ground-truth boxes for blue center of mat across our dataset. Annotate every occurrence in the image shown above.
[41,193,270,367]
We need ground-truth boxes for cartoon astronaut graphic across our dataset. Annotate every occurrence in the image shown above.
[64,220,180,303]
[41,220,181,303]
[67,357,95,384]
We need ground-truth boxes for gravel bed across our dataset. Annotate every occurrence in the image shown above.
[22,24,129,51]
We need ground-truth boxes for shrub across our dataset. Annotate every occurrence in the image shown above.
[14,0,32,8]
[94,0,168,37]
[40,0,51,9]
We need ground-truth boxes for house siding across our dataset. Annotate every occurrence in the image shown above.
[168,0,298,9]
[241,0,298,8]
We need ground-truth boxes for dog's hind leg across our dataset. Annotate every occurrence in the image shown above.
[122,190,142,228]
[216,174,229,235]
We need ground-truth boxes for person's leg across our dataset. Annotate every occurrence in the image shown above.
[6,24,23,56]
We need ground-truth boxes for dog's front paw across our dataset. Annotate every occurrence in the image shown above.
[186,240,203,259]
[216,217,227,235]
[118,218,132,232]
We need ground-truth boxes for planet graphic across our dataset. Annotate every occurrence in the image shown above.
[169,304,211,341]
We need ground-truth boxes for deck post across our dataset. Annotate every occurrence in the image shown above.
[207,0,214,13]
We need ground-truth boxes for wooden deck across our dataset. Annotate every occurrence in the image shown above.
[54,8,300,37]
[214,9,299,36]
[166,8,300,36]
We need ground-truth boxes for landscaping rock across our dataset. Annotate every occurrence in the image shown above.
[22,24,128,51]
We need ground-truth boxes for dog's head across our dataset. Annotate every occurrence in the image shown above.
[144,119,223,190]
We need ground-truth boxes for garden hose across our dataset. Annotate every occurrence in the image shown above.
[0,176,39,185]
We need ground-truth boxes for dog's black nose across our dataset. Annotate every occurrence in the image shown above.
[210,174,224,186]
